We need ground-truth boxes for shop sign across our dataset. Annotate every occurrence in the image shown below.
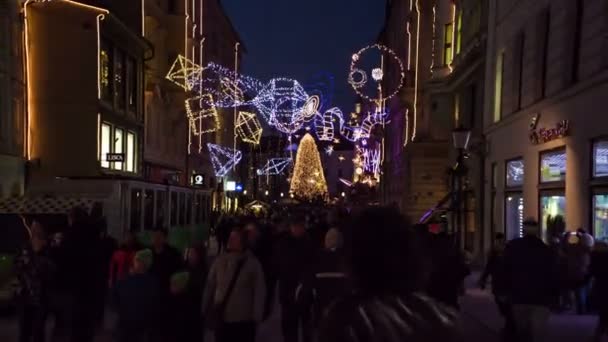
[106,153,124,162]
[192,174,205,186]
[529,114,570,145]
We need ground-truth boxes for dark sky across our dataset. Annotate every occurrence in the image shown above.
[221,0,386,113]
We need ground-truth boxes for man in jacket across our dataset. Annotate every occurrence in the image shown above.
[504,218,559,342]
[203,228,266,342]
[275,216,317,342]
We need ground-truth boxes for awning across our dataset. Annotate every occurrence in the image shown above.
[0,197,96,214]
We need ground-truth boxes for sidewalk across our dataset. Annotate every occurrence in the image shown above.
[461,273,598,342]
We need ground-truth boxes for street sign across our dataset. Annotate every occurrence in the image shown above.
[106,153,124,162]
[192,174,205,186]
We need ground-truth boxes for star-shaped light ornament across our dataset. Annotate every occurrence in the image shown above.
[325,145,334,156]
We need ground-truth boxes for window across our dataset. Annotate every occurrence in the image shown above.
[444,23,454,66]
[593,193,608,242]
[101,123,111,168]
[144,190,154,230]
[113,128,124,170]
[455,9,463,55]
[100,40,112,102]
[505,194,524,240]
[540,194,566,241]
[506,159,524,187]
[493,51,505,122]
[514,33,525,110]
[127,57,137,113]
[115,49,126,109]
[593,141,608,178]
[130,189,142,232]
[179,193,186,225]
[540,149,566,183]
[126,132,136,172]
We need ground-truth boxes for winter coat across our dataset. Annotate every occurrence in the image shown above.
[307,249,349,326]
[274,234,317,304]
[112,272,160,330]
[563,243,591,287]
[203,251,266,323]
[150,245,183,298]
[480,244,508,295]
[319,292,461,342]
[504,235,559,306]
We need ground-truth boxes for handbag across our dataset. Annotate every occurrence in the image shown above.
[207,257,247,329]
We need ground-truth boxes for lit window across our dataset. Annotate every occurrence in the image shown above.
[593,194,608,242]
[100,40,112,102]
[113,128,124,170]
[506,159,524,187]
[541,194,566,241]
[444,23,454,66]
[593,141,608,178]
[126,132,136,172]
[540,149,566,183]
[101,123,111,168]
[493,51,505,122]
[505,194,524,240]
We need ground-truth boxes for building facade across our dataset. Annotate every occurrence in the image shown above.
[0,0,25,198]
[484,0,608,244]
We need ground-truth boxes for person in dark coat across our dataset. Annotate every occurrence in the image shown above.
[112,249,160,342]
[275,215,317,342]
[91,216,117,329]
[479,233,515,341]
[426,232,470,309]
[245,221,275,320]
[15,221,55,342]
[504,218,559,342]
[181,244,208,342]
[318,207,460,342]
[589,241,608,342]
[150,228,183,341]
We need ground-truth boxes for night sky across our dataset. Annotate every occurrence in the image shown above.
[221,0,386,113]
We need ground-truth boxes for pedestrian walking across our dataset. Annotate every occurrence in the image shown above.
[108,232,142,288]
[275,215,317,342]
[203,228,266,342]
[479,233,515,341]
[504,218,559,342]
[15,220,55,342]
[318,207,460,342]
[589,241,608,342]
[562,232,591,315]
[112,249,160,342]
[245,220,275,320]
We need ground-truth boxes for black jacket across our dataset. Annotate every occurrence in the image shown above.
[309,249,349,325]
[275,233,317,303]
[319,292,461,342]
[150,245,183,298]
[504,235,559,306]
[480,244,508,295]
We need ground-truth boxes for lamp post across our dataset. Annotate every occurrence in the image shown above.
[452,126,471,248]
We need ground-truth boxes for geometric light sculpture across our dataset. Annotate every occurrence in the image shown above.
[185,94,220,135]
[207,143,242,177]
[256,158,292,176]
[236,111,263,145]
[253,78,309,134]
[165,55,202,91]
[315,107,341,141]
[349,44,405,103]
[362,146,381,177]
[289,134,328,200]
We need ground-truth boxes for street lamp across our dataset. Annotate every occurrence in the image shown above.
[452,126,471,248]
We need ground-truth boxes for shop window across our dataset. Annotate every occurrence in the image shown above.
[505,194,524,240]
[540,149,566,183]
[127,57,137,113]
[170,192,177,226]
[195,194,203,224]
[444,23,454,66]
[144,190,154,230]
[156,190,166,228]
[186,193,193,225]
[113,128,124,170]
[130,188,142,232]
[506,159,524,187]
[540,194,566,241]
[101,123,111,168]
[593,194,608,242]
[100,40,112,102]
[593,141,608,178]
[115,50,126,109]
[126,132,136,172]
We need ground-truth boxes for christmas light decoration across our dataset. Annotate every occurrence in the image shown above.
[348,69,367,88]
[363,146,381,176]
[235,111,263,145]
[166,55,202,91]
[256,158,292,176]
[207,143,242,177]
[253,78,309,134]
[302,95,320,121]
[290,134,328,200]
[314,107,341,141]
[349,44,405,103]
[185,95,220,135]
[325,145,334,156]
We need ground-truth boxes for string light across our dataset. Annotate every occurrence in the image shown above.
[165,55,202,91]
[314,107,340,141]
[207,143,242,177]
[348,69,367,88]
[290,134,328,200]
[185,94,220,135]
[325,145,334,156]
[349,44,405,103]
[235,111,263,145]
[257,158,292,176]
[254,78,309,134]
[410,0,421,143]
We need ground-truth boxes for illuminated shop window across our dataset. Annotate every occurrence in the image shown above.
[541,195,566,242]
[113,128,124,170]
[593,141,608,177]
[101,123,111,168]
[506,159,524,187]
[126,132,136,172]
[540,149,566,183]
[593,194,608,242]
[444,23,454,66]
[100,40,113,102]
[505,194,524,240]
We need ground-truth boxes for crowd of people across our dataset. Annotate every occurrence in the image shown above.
[11,203,608,342]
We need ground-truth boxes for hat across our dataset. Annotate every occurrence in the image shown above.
[171,271,190,293]
[134,249,153,271]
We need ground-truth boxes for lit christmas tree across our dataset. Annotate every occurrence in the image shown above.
[290,133,328,200]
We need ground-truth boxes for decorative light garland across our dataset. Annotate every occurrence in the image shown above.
[185,94,220,135]
[325,145,334,156]
[349,44,405,103]
[207,143,242,177]
[256,158,292,176]
[235,111,263,145]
